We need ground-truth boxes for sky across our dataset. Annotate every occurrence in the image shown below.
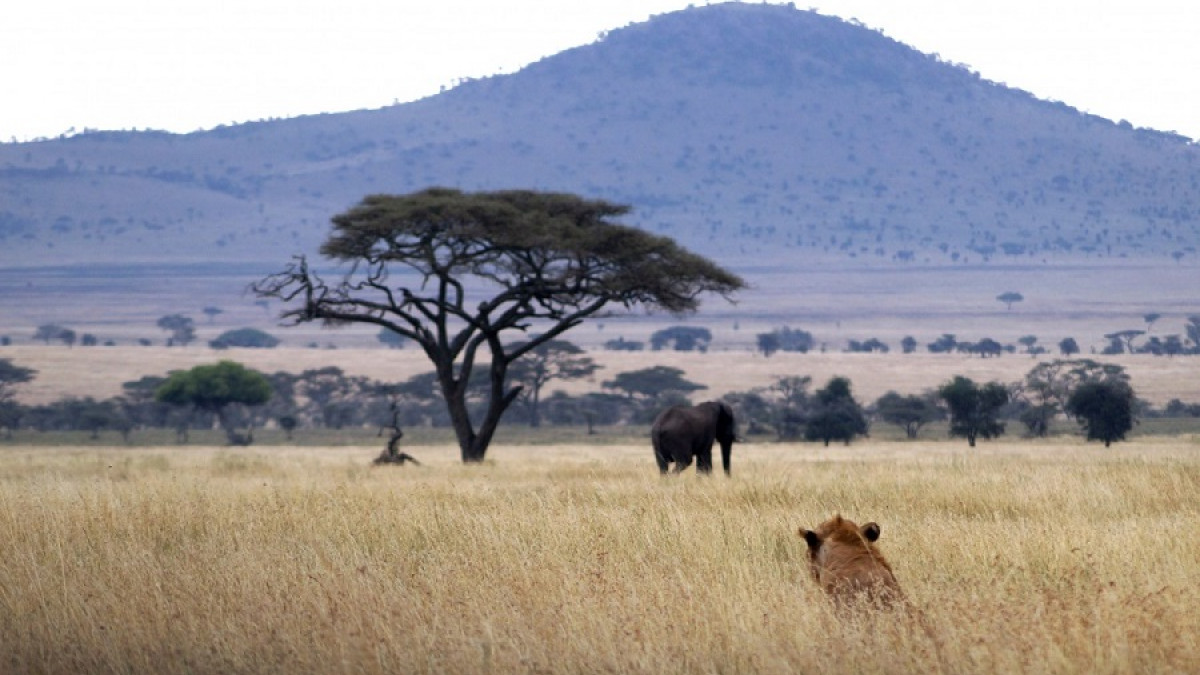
[3,1,1198,142]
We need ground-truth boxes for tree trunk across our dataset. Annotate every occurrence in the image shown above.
[529,386,542,428]
[446,395,480,463]
[215,406,236,444]
[436,344,524,464]
[215,406,253,445]
[468,363,522,462]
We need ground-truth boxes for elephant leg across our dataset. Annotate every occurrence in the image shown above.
[652,434,671,474]
[671,453,692,473]
[696,447,713,474]
[653,444,670,474]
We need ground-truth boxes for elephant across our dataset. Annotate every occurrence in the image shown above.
[651,401,738,475]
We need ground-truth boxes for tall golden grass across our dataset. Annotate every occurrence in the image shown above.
[3,439,1199,673]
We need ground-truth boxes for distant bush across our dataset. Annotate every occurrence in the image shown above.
[603,337,644,351]
[377,328,405,349]
[846,337,889,353]
[649,325,712,352]
[209,328,280,350]
[756,326,814,356]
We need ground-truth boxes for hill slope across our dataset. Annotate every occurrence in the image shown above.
[3,2,1198,270]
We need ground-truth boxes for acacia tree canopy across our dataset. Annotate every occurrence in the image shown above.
[253,188,744,462]
[0,358,37,402]
[155,360,272,444]
[997,292,1024,310]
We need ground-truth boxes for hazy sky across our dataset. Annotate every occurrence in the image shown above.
[3,1,1197,142]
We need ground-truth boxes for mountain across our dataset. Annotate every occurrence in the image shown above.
[4,3,1199,271]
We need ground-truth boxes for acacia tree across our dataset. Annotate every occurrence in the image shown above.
[938,376,1009,447]
[157,314,196,347]
[155,361,272,445]
[253,188,743,462]
[1019,359,1130,437]
[650,325,712,352]
[996,292,1024,310]
[1066,380,1137,447]
[874,390,943,440]
[805,376,868,446]
[602,366,707,406]
[0,359,37,439]
[507,338,599,427]
[770,375,812,440]
[1103,329,1145,354]
[0,358,36,402]
[1058,337,1080,355]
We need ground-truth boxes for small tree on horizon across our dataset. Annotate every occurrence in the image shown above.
[649,325,713,352]
[377,328,406,349]
[603,366,706,405]
[507,338,600,427]
[763,375,811,440]
[155,360,272,445]
[0,358,37,402]
[209,327,280,349]
[1017,335,1039,354]
[1102,329,1145,354]
[1019,358,1130,437]
[0,359,37,439]
[157,314,196,347]
[202,306,225,324]
[927,334,958,353]
[938,376,1009,447]
[874,390,944,439]
[33,324,75,346]
[1059,337,1081,355]
[1066,380,1137,447]
[997,291,1024,310]
[756,326,814,357]
[804,376,868,446]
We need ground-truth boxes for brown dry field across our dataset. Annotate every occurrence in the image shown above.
[2,439,1199,673]
[5,344,1200,408]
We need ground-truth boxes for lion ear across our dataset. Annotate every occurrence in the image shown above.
[801,529,822,549]
[861,522,881,542]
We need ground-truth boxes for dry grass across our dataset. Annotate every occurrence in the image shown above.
[3,439,1199,674]
[6,345,1200,407]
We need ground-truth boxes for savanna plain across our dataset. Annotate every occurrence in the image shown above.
[3,347,1200,674]
[3,440,1200,674]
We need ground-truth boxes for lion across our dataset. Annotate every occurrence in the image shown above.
[799,514,903,608]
